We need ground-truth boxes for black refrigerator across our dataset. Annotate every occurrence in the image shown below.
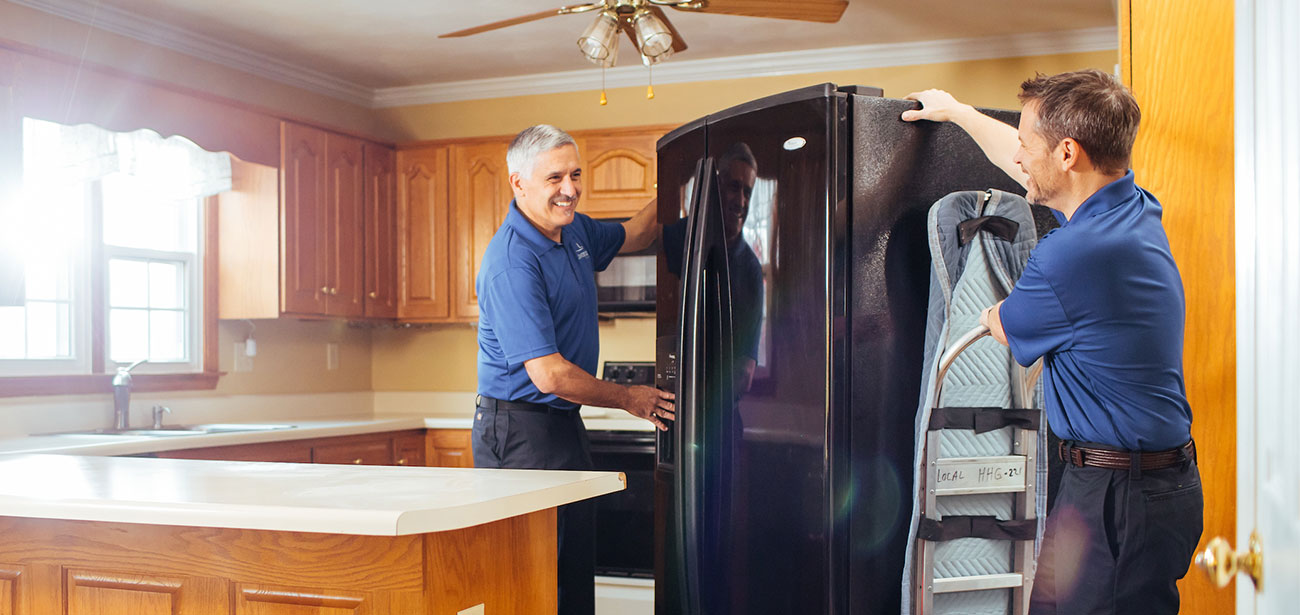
[653,84,1027,615]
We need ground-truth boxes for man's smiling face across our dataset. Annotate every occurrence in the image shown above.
[511,144,582,242]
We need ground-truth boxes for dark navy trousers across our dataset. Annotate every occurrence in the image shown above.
[472,404,595,615]
[1028,458,1203,615]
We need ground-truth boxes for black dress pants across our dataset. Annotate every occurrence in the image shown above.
[472,404,595,615]
[1028,454,1203,615]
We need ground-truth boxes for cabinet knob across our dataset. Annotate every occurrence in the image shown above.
[397,458,407,465]
[352,458,363,464]
[368,291,378,299]
[320,286,330,294]
[330,287,340,296]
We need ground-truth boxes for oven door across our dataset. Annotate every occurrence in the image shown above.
[589,429,656,577]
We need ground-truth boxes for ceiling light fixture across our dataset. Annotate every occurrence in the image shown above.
[632,8,674,62]
[577,11,621,66]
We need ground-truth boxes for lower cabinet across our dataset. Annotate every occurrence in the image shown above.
[0,510,557,614]
[426,429,472,468]
[155,429,467,468]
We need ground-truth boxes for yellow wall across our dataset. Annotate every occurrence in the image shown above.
[0,2,382,139]
[376,50,1117,141]
[372,318,657,392]
[216,319,372,395]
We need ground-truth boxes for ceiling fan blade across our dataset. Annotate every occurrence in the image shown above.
[675,0,848,23]
[648,6,689,53]
[439,3,603,38]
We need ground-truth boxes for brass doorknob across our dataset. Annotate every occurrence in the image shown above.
[1195,530,1263,592]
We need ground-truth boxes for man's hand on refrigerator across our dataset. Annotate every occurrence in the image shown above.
[624,385,676,431]
[901,89,972,123]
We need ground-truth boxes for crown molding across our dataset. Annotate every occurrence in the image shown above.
[371,26,1118,108]
[10,0,375,107]
[10,0,1115,110]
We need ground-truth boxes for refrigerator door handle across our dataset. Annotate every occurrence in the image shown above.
[673,157,707,615]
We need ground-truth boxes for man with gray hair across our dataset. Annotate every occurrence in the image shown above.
[473,124,673,615]
[902,70,1202,614]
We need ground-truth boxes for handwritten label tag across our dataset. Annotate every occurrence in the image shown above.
[933,456,1026,495]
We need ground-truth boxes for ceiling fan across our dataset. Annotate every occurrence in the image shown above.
[439,0,849,68]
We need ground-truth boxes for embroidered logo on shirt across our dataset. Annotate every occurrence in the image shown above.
[574,241,590,260]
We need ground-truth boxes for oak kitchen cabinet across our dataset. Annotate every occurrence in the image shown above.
[395,125,670,323]
[218,121,396,321]
[155,429,430,466]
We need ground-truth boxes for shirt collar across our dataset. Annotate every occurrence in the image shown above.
[1066,170,1138,224]
[505,200,562,254]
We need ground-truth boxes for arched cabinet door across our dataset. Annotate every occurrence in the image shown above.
[450,140,510,322]
[395,146,451,321]
[576,128,667,219]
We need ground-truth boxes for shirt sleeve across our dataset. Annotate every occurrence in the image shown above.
[999,251,1074,367]
[482,264,559,365]
[582,215,627,271]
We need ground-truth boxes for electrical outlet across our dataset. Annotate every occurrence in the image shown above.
[233,342,254,372]
[326,342,339,371]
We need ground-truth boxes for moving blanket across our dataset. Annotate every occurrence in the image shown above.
[900,189,1044,615]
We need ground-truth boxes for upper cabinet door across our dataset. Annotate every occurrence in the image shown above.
[364,143,398,320]
[578,129,664,219]
[396,146,451,321]
[450,141,510,321]
[280,122,328,315]
[325,133,366,318]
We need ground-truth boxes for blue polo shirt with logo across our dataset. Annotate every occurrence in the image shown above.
[476,201,626,409]
[999,171,1193,451]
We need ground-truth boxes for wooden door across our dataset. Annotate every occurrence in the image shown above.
[325,134,366,318]
[65,568,226,615]
[427,430,473,468]
[1121,1,1234,613]
[396,146,451,321]
[393,432,426,467]
[576,130,662,219]
[312,439,393,466]
[363,143,398,320]
[450,141,510,321]
[280,122,328,315]
[0,563,60,614]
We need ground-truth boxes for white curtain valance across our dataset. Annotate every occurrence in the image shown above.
[22,118,232,200]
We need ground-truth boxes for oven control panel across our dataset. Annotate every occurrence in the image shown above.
[601,361,656,386]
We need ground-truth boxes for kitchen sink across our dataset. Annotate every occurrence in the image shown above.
[43,424,296,437]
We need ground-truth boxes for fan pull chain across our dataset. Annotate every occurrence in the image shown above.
[646,62,655,100]
[600,64,608,106]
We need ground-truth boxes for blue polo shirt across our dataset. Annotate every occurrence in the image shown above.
[999,171,1192,451]
[476,201,625,409]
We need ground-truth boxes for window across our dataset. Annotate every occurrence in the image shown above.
[0,118,228,385]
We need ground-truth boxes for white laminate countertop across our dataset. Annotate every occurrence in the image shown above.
[0,453,624,536]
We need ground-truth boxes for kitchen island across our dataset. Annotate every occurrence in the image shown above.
[0,454,624,614]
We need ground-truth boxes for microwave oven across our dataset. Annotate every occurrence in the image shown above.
[595,222,655,312]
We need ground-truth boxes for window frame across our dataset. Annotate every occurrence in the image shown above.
[0,196,219,397]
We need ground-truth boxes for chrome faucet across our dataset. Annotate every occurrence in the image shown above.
[112,359,147,430]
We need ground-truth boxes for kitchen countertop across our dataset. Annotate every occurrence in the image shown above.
[0,453,624,535]
[0,410,653,458]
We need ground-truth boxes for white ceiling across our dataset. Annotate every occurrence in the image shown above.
[7,0,1118,105]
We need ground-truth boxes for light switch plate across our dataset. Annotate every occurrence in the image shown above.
[326,342,339,371]
[457,605,485,615]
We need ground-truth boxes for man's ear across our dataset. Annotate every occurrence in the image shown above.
[508,171,525,199]
[1058,138,1085,173]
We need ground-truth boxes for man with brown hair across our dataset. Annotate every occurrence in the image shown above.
[902,70,1203,614]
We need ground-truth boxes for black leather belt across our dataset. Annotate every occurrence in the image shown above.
[476,395,575,416]
[1058,439,1196,471]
